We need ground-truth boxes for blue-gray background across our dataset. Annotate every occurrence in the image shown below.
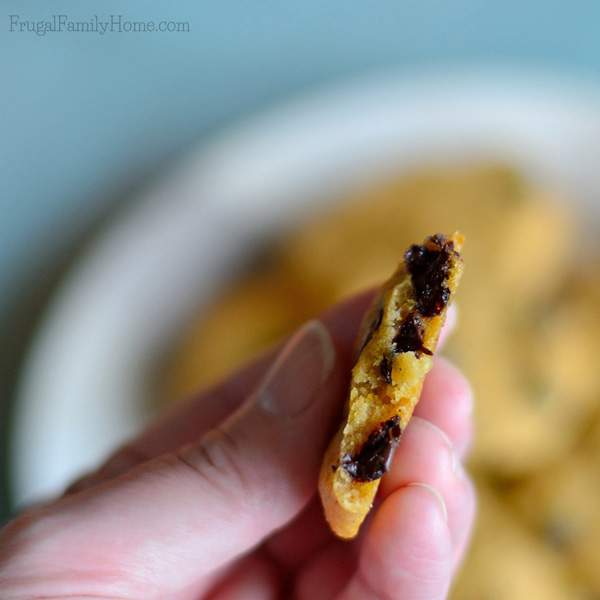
[1,1,599,517]
[3,1,600,305]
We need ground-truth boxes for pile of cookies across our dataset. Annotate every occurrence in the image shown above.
[164,164,600,598]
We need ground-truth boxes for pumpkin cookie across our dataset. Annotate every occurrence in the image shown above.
[319,232,464,538]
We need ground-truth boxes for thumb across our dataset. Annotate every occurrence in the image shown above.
[0,320,341,597]
[177,317,339,556]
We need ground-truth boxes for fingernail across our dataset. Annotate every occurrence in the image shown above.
[258,319,336,417]
[413,417,462,479]
[407,483,448,523]
[414,417,453,450]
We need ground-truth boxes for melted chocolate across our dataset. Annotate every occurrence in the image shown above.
[341,417,402,481]
[379,355,393,384]
[405,234,455,317]
[392,312,433,357]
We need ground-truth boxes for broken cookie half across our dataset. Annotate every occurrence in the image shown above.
[319,232,464,539]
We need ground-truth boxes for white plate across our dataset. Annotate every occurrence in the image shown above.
[12,68,600,507]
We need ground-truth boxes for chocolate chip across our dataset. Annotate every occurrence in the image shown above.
[405,234,456,317]
[380,355,393,384]
[341,416,402,481]
[392,312,433,357]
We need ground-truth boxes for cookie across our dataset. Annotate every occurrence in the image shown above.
[281,164,573,308]
[451,482,574,600]
[587,414,600,464]
[529,268,600,403]
[461,267,600,476]
[163,272,309,400]
[510,456,600,594]
[319,232,464,539]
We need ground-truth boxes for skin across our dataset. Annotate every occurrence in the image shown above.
[0,292,475,600]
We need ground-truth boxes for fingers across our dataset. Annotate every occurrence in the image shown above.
[1,320,348,595]
[378,417,476,569]
[288,346,475,599]
[339,484,453,600]
[293,415,475,600]
[66,290,375,495]
[257,304,467,576]
[415,356,473,457]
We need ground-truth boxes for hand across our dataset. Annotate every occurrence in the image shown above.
[0,292,475,600]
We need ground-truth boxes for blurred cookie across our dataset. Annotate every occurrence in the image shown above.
[281,164,573,307]
[164,272,309,400]
[587,415,600,463]
[530,269,600,409]
[458,270,600,476]
[510,456,600,594]
[451,482,573,600]
[455,319,574,475]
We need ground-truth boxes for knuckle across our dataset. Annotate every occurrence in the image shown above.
[175,427,253,502]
